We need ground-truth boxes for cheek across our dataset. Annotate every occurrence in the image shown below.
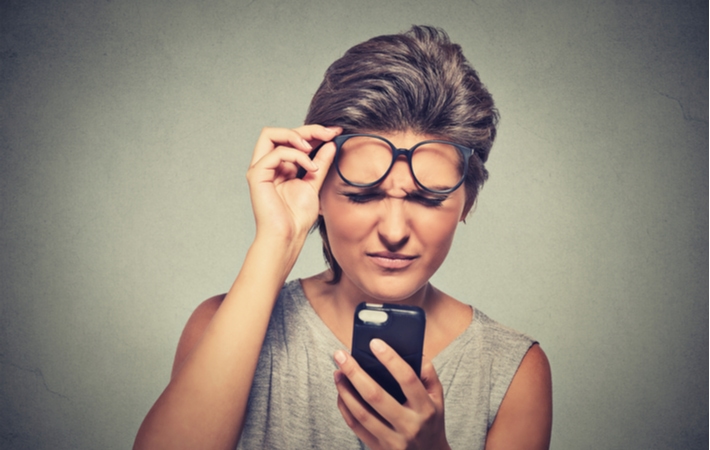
[417,213,459,253]
[411,204,464,266]
[324,209,365,243]
[320,196,373,259]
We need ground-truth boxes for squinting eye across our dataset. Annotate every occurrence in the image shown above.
[343,192,383,204]
[408,193,447,207]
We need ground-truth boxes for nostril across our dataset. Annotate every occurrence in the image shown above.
[377,217,410,250]
[379,235,409,252]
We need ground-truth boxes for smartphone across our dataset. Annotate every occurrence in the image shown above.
[351,302,426,404]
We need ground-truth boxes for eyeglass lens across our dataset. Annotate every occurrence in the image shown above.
[337,136,465,192]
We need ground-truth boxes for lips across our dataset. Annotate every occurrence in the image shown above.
[366,251,418,270]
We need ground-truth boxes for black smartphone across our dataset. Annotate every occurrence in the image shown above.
[351,302,426,404]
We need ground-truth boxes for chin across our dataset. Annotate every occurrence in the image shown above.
[352,274,430,303]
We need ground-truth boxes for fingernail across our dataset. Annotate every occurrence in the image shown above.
[301,139,313,150]
[334,350,347,365]
[326,126,341,133]
[370,338,386,354]
[306,158,318,170]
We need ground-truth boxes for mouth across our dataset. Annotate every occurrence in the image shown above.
[366,251,419,270]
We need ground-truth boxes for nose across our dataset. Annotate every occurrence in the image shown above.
[376,160,413,250]
[380,156,416,192]
[377,197,410,250]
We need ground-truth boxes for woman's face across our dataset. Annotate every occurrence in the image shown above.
[319,130,469,303]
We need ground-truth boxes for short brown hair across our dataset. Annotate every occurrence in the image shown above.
[305,25,499,283]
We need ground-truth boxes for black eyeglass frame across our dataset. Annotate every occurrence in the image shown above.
[333,134,473,194]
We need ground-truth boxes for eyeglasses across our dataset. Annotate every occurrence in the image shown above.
[333,134,473,194]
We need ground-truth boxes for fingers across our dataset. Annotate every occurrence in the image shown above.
[333,370,382,449]
[333,350,396,436]
[334,349,393,407]
[250,125,341,167]
[334,346,448,448]
[250,128,308,168]
[295,124,342,147]
[419,356,445,408]
[301,141,336,190]
[248,125,340,193]
[247,146,317,184]
[368,339,434,410]
[333,340,439,412]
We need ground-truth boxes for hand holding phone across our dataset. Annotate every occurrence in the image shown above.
[351,302,426,404]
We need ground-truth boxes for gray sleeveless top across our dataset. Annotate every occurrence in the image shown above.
[237,280,535,450]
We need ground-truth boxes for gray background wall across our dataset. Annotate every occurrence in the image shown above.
[1,1,706,449]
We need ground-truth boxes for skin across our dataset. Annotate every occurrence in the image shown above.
[133,126,553,450]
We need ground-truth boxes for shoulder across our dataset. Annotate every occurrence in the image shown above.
[472,310,536,364]
[193,294,226,319]
[171,294,225,378]
[473,309,531,341]
[462,309,542,428]
[485,344,553,449]
[505,344,552,405]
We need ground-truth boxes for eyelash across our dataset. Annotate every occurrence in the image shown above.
[343,192,446,207]
[410,194,446,207]
[343,192,383,204]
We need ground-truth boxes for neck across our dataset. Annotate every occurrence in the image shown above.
[302,271,453,352]
[328,271,435,313]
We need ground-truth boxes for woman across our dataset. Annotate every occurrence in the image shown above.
[135,25,552,449]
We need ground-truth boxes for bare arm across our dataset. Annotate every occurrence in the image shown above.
[133,125,340,450]
[170,294,224,380]
[134,238,301,449]
[485,344,553,450]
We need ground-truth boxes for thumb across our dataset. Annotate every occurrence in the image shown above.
[304,141,336,191]
[420,357,444,403]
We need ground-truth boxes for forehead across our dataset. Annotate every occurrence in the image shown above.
[354,130,447,147]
